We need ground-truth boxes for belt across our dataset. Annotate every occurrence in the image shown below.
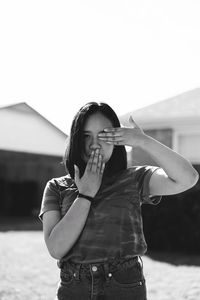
[58,256,139,274]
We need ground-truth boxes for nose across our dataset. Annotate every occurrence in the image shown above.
[90,136,101,150]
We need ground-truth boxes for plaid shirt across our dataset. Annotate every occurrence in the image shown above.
[39,166,161,264]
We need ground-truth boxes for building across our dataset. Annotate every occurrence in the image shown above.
[0,102,68,217]
[120,88,200,171]
[120,89,200,253]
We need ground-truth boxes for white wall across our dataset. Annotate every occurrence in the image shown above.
[0,105,67,156]
[173,124,200,164]
[128,117,200,165]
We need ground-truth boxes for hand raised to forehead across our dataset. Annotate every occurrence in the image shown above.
[97,116,145,147]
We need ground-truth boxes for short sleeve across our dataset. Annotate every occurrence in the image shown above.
[136,166,162,205]
[39,179,61,221]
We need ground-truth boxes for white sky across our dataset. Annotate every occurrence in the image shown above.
[0,0,200,134]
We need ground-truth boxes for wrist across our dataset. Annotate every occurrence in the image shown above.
[134,133,151,149]
[78,193,94,203]
[78,190,96,198]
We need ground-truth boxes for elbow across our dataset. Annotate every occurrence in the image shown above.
[48,247,65,260]
[177,168,199,193]
[47,242,69,260]
[48,249,62,260]
[51,253,63,260]
[185,168,199,189]
[190,169,199,186]
[45,234,72,260]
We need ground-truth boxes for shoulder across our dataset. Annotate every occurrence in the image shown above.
[119,166,160,187]
[46,174,75,191]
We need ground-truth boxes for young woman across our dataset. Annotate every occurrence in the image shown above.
[39,102,198,300]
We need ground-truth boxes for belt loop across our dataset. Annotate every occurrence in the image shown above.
[138,256,143,269]
[103,263,112,283]
[73,264,81,282]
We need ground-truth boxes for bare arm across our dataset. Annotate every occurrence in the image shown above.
[43,198,91,260]
[98,116,199,196]
[43,149,105,260]
[138,134,199,195]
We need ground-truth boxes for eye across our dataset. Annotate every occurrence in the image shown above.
[83,134,90,139]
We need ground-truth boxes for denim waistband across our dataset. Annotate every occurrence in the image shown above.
[58,256,141,275]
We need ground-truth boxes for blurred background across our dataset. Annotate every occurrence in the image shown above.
[120,90,200,254]
[0,0,200,254]
[0,89,200,254]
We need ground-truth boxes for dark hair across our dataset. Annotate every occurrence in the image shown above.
[64,102,127,178]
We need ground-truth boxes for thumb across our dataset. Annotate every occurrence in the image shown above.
[74,165,80,182]
[129,115,138,128]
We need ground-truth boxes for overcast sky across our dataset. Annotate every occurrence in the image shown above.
[0,0,200,134]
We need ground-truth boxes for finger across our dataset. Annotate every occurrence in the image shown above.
[98,136,124,143]
[98,132,122,138]
[96,154,103,174]
[129,116,139,128]
[85,150,95,171]
[100,162,105,175]
[91,149,100,172]
[106,140,124,146]
[103,127,122,133]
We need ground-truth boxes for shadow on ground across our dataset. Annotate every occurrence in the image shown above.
[0,217,42,231]
[147,250,200,266]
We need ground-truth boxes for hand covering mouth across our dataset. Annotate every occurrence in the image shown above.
[87,151,103,157]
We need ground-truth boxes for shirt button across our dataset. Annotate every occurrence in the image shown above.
[92,265,98,272]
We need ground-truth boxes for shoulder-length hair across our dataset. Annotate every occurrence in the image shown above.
[63,102,127,179]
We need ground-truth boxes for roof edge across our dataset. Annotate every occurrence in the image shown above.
[0,101,68,137]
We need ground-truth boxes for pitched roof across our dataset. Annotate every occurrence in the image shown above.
[120,88,200,124]
[0,102,67,137]
[0,102,68,156]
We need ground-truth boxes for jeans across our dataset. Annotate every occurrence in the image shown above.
[56,256,147,300]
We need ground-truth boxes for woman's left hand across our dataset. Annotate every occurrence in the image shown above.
[98,116,145,147]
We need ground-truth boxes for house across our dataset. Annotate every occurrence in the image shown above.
[120,88,200,170]
[0,102,68,217]
[120,89,200,253]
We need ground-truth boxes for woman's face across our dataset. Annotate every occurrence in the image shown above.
[82,112,114,163]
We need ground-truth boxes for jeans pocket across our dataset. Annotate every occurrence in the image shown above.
[111,262,145,288]
[60,269,74,287]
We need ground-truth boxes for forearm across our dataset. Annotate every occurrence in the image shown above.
[138,134,198,185]
[47,197,91,259]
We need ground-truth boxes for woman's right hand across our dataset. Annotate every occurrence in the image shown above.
[74,149,105,197]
